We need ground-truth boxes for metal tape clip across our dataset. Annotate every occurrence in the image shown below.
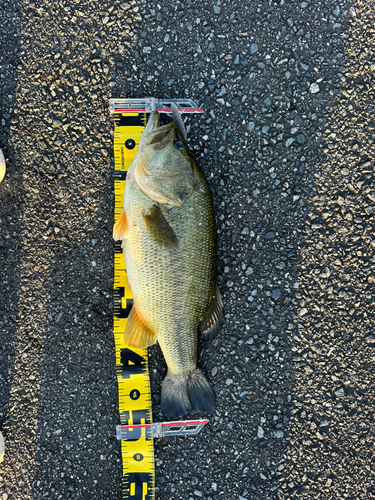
[116,419,209,440]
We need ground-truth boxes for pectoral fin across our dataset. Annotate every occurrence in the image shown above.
[124,306,157,348]
[142,205,178,249]
[113,210,128,241]
[199,284,224,342]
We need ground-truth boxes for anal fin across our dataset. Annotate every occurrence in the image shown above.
[124,306,156,348]
[199,284,224,342]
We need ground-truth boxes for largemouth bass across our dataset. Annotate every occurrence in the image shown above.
[113,108,223,419]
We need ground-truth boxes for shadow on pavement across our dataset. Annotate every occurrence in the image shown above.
[0,0,23,457]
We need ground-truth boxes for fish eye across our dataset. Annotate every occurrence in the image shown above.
[174,140,184,150]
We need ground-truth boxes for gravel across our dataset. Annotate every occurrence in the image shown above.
[1,0,374,499]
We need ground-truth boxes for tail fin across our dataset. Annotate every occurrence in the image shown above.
[161,369,215,419]
[188,370,216,413]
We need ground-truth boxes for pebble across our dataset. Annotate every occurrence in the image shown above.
[257,426,264,438]
[276,262,286,269]
[250,43,258,54]
[310,82,320,93]
[213,5,221,14]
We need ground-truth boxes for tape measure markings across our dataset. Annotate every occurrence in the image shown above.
[113,112,155,500]
[111,100,208,499]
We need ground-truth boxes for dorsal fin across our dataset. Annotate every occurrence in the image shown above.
[199,284,224,342]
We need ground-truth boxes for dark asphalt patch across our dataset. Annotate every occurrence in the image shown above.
[1,0,374,499]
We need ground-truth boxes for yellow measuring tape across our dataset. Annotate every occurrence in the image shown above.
[113,111,155,500]
[111,99,208,499]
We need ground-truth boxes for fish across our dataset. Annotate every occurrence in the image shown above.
[113,106,223,419]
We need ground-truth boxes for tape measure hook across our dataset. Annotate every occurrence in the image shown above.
[109,97,203,115]
[116,419,209,440]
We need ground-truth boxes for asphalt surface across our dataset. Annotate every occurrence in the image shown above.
[1,0,374,499]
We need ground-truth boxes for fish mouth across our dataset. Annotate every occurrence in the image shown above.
[144,111,160,134]
[139,110,186,150]
[148,123,178,145]
[137,112,173,152]
[138,111,160,149]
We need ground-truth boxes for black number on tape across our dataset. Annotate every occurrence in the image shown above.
[120,349,146,379]
[123,472,153,500]
[130,389,141,400]
[114,170,127,181]
[120,409,151,441]
[114,241,123,254]
[125,139,136,150]
[117,114,145,127]
[114,288,133,318]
